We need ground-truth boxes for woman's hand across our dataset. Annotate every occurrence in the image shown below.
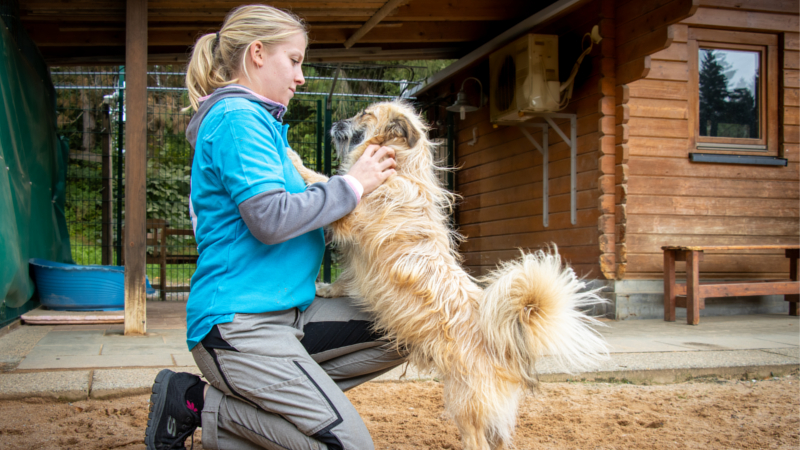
[346,145,396,195]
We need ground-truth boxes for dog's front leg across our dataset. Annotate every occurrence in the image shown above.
[315,281,347,298]
[286,148,328,185]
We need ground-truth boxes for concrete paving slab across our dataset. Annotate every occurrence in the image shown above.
[762,348,800,359]
[36,330,106,346]
[91,366,204,400]
[171,353,199,368]
[100,344,184,356]
[752,335,800,346]
[374,363,434,382]
[99,330,171,344]
[604,338,692,353]
[17,353,174,370]
[535,349,800,375]
[0,326,53,358]
[653,335,796,351]
[90,368,162,399]
[0,356,22,372]
[25,344,102,357]
[0,371,89,401]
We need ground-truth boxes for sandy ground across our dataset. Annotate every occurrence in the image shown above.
[0,373,797,450]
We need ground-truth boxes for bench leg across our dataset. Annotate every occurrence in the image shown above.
[686,250,701,325]
[789,251,799,316]
[664,250,677,322]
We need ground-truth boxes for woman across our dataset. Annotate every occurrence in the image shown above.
[145,5,404,450]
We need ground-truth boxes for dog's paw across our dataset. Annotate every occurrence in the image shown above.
[315,282,344,298]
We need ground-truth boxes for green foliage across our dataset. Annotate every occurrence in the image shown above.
[146,159,192,230]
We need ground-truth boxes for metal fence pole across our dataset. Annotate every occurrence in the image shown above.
[323,97,333,283]
[116,66,125,266]
[316,99,323,173]
[101,104,113,265]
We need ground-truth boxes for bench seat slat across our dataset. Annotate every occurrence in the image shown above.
[662,245,800,251]
[673,281,799,298]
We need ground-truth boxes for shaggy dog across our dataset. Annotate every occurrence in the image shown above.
[287,101,608,450]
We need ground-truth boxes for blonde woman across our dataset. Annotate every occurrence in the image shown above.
[144,5,402,450]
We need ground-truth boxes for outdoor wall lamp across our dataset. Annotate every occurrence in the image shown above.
[447,77,484,120]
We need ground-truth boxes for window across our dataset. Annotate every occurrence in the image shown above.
[688,29,778,154]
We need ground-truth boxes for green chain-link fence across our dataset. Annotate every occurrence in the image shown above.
[51,62,449,299]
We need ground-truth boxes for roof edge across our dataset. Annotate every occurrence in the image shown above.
[409,0,587,98]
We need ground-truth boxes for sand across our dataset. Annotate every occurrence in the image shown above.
[0,373,797,449]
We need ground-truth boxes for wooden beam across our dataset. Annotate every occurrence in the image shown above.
[21,0,534,22]
[124,0,148,336]
[680,7,800,33]
[345,0,410,49]
[28,21,492,47]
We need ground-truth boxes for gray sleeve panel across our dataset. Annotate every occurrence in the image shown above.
[238,175,357,245]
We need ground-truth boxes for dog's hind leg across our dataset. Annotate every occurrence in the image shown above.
[445,376,493,450]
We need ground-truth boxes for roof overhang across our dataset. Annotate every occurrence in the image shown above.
[17,0,560,66]
[409,0,590,97]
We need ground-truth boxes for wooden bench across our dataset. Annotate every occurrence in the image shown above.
[662,245,800,325]
[122,219,198,301]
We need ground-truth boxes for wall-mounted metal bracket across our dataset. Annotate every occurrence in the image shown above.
[508,112,578,226]
[519,123,549,227]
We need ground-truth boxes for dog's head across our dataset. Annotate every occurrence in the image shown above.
[331,101,427,173]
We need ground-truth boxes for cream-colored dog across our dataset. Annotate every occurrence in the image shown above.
[287,101,608,450]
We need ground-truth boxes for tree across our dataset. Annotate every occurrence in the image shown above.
[698,50,730,137]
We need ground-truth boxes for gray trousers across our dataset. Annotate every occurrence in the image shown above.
[191,296,406,450]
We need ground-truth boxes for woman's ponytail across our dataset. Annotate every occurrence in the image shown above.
[184,4,307,111]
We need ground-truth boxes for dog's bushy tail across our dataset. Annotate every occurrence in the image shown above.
[478,248,608,388]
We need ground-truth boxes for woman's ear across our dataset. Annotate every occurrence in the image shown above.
[249,41,265,68]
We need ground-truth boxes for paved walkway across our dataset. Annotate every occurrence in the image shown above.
[0,302,797,401]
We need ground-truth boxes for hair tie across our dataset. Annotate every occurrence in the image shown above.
[212,31,220,52]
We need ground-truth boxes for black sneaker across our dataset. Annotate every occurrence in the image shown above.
[145,369,203,450]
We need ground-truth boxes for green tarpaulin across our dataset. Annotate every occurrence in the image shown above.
[0,22,72,311]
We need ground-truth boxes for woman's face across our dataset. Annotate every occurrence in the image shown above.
[245,33,306,106]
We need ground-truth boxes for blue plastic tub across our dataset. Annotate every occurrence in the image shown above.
[29,259,155,311]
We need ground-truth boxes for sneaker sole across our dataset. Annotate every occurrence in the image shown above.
[144,369,175,450]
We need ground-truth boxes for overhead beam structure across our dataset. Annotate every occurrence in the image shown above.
[20,0,548,64]
[344,0,408,49]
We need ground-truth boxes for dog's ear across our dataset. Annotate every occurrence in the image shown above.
[387,114,420,148]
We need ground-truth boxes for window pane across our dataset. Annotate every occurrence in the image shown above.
[698,48,760,139]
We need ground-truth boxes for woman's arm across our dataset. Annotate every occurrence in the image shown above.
[238,176,356,245]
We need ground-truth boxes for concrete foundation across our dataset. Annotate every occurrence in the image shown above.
[606,279,791,320]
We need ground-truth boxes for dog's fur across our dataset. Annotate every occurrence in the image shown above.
[287,101,608,450]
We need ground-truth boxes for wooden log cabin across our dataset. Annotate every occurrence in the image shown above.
[414,0,799,320]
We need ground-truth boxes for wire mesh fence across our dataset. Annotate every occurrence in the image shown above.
[52,67,124,270]
[51,61,449,298]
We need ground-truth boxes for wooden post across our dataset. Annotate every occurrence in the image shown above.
[663,249,676,322]
[124,0,148,335]
[788,249,799,316]
[101,104,113,266]
[686,250,701,325]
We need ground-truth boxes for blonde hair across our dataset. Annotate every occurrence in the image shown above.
[185,4,307,111]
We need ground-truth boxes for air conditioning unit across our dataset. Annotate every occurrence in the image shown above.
[490,34,561,123]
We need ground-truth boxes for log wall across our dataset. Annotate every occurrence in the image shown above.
[454,0,610,278]
[425,0,797,282]
[619,0,800,279]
